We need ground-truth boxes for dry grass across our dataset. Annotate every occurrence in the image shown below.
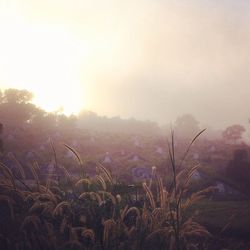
[0,131,218,250]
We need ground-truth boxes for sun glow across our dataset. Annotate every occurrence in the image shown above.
[0,11,90,115]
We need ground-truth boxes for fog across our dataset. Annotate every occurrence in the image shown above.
[1,0,250,128]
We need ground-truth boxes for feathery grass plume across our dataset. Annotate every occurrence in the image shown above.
[48,178,59,187]
[152,208,165,224]
[9,152,26,179]
[98,191,116,205]
[81,229,95,242]
[103,219,116,247]
[0,162,16,190]
[33,160,40,171]
[167,210,177,221]
[64,144,83,168]
[28,163,40,192]
[88,192,102,205]
[149,166,157,189]
[166,129,207,250]
[176,168,188,190]
[116,194,121,203]
[24,192,40,203]
[142,182,156,210]
[59,165,71,180]
[176,164,199,189]
[181,218,211,238]
[167,129,177,196]
[39,185,57,203]
[49,186,63,197]
[75,178,91,188]
[176,165,200,207]
[20,215,41,231]
[183,187,215,211]
[79,192,102,205]
[186,165,199,181]
[125,207,141,220]
[94,175,107,190]
[28,201,46,214]
[0,194,15,221]
[96,162,113,185]
[178,129,206,170]
[38,193,56,202]
[50,138,59,173]
[53,201,71,217]
[45,180,58,198]
[155,174,166,209]
[120,205,129,221]
[46,172,52,192]
[140,208,153,229]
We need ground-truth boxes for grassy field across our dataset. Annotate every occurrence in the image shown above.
[188,199,250,238]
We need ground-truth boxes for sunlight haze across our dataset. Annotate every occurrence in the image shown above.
[1,0,250,127]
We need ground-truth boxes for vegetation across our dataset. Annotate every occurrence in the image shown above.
[0,88,250,249]
[0,130,214,250]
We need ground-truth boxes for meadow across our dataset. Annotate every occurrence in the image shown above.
[0,89,250,250]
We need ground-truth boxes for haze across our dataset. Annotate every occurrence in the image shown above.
[0,0,250,128]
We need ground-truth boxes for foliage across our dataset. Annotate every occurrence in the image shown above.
[0,130,216,250]
[1,89,33,104]
[174,114,200,141]
[222,125,246,144]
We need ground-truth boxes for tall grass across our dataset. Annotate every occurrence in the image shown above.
[0,131,215,250]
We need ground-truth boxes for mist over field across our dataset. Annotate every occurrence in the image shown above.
[1,1,250,249]
[1,0,250,128]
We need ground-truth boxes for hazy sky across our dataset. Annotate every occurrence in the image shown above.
[0,0,250,128]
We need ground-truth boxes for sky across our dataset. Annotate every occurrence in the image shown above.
[0,0,250,128]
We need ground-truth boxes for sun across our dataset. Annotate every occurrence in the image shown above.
[32,84,84,116]
[0,16,91,116]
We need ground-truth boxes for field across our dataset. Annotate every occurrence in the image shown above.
[1,93,250,249]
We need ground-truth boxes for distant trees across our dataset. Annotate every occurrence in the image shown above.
[77,111,160,135]
[222,124,246,144]
[226,149,250,193]
[0,88,161,137]
[0,89,41,128]
[57,114,77,131]
[174,114,200,140]
[2,89,33,104]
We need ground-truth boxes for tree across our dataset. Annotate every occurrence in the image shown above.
[58,114,77,131]
[222,124,246,144]
[226,149,250,193]
[2,89,33,104]
[0,89,39,128]
[174,114,200,140]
